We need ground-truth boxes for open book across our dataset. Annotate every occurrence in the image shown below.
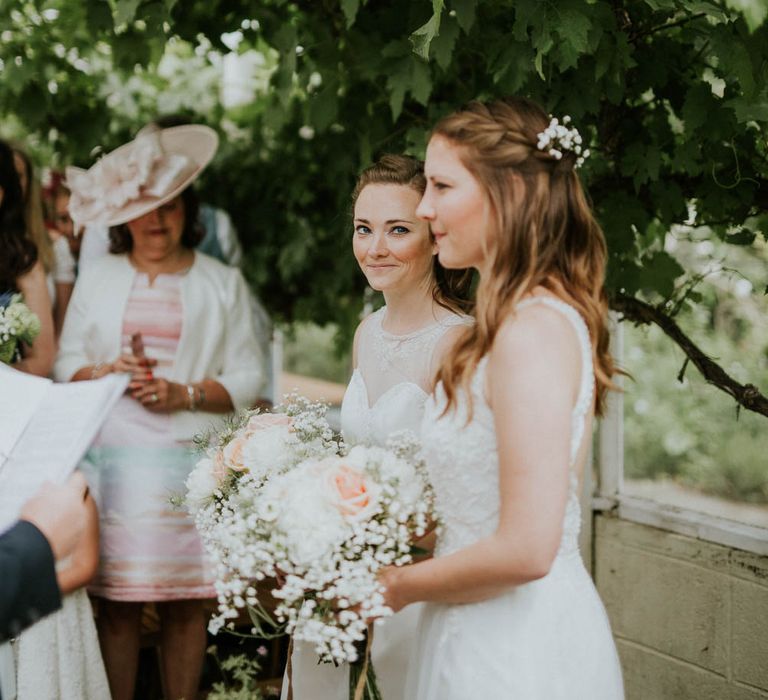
[0,365,129,532]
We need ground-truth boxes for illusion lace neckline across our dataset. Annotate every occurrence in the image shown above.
[375,307,454,341]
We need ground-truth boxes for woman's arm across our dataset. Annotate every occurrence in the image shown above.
[209,269,265,410]
[380,305,583,610]
[56,495,99,595]
[13,261,55,377]
[130,376,234,413]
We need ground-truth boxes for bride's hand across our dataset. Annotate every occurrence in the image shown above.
[378,566,407,614]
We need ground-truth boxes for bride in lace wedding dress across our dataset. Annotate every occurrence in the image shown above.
[283,155,471,700]
[379,98,625,699]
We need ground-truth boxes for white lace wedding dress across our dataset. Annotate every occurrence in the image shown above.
[14,588,111,699]
[284,306,470,700]
[405,297,624,699]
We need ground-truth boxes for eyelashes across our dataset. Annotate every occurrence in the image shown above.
[354,225,411,235]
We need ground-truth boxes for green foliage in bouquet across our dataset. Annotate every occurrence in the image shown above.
[0,295,41,365]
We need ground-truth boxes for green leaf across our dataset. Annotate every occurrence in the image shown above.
[640,250,685,298]
[725,95,768,122]
[115,0,141,26]
[729,42,757,97]
[341,0,361,27]
[641,0,679,9]
[725,228,757,245]
[513,0,544,41]
[682,83,715,132]
[686,1,731,19]
[308,86,338,133]
[599,193,651,256]
[621,142,662,190]
[358,130,372,167]
[724,0,768,31]
[111,29,153,70]
[558,8,592,55]
[405,125,429,157]
[712,27,756,97]
[431,14,460,69]
[16,84,48,129]
[409,0,445,60]
[388,74,407,120]
[492,41,535,92]
[450,0,476,33]
[83,0,114,32]
[2,59,35,95]
[272,24,297,54]
[410,59,432,105]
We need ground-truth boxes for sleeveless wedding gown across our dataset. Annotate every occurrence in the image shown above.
[406,297,624,699]
[283,306,470,700]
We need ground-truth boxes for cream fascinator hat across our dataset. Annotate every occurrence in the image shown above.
[66,124,218,227]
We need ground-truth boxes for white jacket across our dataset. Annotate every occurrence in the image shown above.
[54,252,264,440]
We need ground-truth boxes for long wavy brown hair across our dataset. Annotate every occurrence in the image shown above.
[352,154,473,315]
[0,140,37,291]
[12,145,53,274]
[433,97,617,416]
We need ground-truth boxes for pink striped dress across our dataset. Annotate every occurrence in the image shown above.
[83,271,214,601]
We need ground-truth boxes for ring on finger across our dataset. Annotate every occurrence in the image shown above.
[150,393,159,403]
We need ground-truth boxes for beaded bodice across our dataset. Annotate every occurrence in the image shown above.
[421,297,595,558]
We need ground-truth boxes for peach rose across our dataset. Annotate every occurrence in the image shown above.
[211,449,229,483]
[223,436,250,472]
[245,413,293,435]
[325,462,381,522]
[211,433,251,483]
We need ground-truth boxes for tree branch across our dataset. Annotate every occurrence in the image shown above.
[610,293,768,418]
[632,12,708,41]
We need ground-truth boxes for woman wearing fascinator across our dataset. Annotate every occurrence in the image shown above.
[54,125,265,700]
[376,98,624,698]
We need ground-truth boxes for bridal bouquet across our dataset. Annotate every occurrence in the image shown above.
[0,293,41,365]
[189,406,432,700]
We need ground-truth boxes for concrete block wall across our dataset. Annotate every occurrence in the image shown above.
[594,515,768,700]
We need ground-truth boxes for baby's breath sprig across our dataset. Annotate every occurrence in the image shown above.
[193,408,260,452]
[536,115,590,169]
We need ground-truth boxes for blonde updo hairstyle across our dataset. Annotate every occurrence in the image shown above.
[433,97,616,415]
[351,154,472,315]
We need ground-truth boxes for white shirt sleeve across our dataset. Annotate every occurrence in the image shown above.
[77,224,110,273]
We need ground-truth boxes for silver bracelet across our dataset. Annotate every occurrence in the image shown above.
[186,384,197,412]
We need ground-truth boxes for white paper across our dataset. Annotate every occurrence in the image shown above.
[0,369,129,532]
[0,364,51,464]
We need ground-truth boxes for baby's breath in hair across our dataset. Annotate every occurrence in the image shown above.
[536,115,590,168]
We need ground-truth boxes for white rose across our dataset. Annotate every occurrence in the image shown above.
[186,458,218,513]
[275,466,349,566]
[240,424,295,479]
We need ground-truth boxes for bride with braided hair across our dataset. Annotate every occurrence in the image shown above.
[377,97,624,699]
